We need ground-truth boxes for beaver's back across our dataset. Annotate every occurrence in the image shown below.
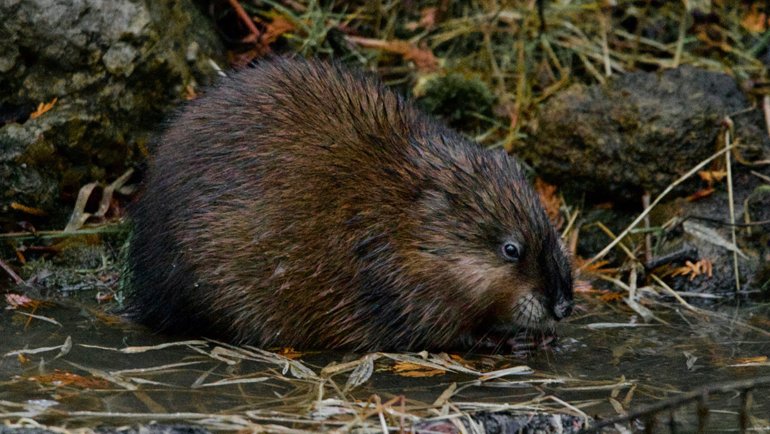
[128,59,453,347]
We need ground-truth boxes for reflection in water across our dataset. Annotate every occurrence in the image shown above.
[1,296,769,431]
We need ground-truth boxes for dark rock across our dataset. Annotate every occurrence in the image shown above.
[644,169,770,296]
[0,0,224,227]
[520,66,770,203]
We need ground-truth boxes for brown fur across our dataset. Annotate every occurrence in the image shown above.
[126,58,573,351]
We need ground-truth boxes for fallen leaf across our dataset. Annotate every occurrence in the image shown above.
[574,279,603,293]
[698,170,727,184]
[28,370,110,389]
[686,187,715,202]
[346,36,438,72]
[672,259,713,281]
[10,202,47,216]
[534,178,563,229]
[741,5,768,32]
[262,14,295,45]
[184,84,198,100]
[30,98,58,120]
[578,259,618,276]
[405,7,439,31]
[392,361,445,377]
[277,347,303,359]
[5,293,36,309]
[599,292,625,302]
[734,356,768,364]
[682,221,747,259]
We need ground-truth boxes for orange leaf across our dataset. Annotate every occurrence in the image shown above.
[10,201,47,216]
[741,5,767,32]
[599,292,624,302]
[30,97,58,120]
[28,370,110,389]
[686,187,714,202]
[672,259,713,281]
[698,170,727,184]
[184,84,198,101]
[347,36,438,72]
[392,361,445,377]
[534,178,563,229]
[577,259,618,276]
[277,347,303,359]
[734,356,768,364]
[574,279,602,293]
[263,15,295,45]
[5,293,36,309]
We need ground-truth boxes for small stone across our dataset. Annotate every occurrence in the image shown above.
[103,42,138,77]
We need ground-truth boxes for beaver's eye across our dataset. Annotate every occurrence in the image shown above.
[501,242,521,262]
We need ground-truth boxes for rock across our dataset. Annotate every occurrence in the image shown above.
[520,66,770,203]
[640,169,770,296]
[0,0,224,227]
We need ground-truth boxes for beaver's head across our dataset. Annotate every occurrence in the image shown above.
[409,143,574,340]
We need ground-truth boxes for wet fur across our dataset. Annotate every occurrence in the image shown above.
[126,58,573,351]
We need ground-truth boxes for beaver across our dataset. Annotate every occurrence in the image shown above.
[126,57,574,351]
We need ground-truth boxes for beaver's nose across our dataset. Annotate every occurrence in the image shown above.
[552,297,573,320]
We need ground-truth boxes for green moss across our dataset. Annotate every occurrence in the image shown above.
[416,73,495,132]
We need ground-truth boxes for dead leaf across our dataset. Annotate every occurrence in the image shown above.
[698,170,727,184]
[184,84,198,100]
[30,98,58,120]
[578,259,618,276]
[262,14,295,45]
[672,259,713,281]
[574,279,603,293]
[734,355,768,364]
[686,187,715,201]
[406,7,439,31]
[599,292,625,302]
[10,202,47,216]
[346,36,438,72]
[682,221,748,259]
[741,5,768,32]
[277,347,303,359]
[5,293,36,309]
[28,370,110,389]
[392,361,445,377]
[64,182,99,232]
[534,178,563,229]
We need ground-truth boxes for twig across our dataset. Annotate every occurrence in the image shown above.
[649,274,699,313]
[0,257,23,285]
[227,0,260,43]
[583,144,735,268]
[763,95,770,139]
[642,192,652,264]
[599,10,611,77]
[672,4,688,67]
[582,376,770,433]
[723,118,741,293]
[751,170,770,184]
[0,224,124,240]
[595,222,637,262]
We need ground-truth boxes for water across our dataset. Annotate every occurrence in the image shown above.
[1,292,769,432]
